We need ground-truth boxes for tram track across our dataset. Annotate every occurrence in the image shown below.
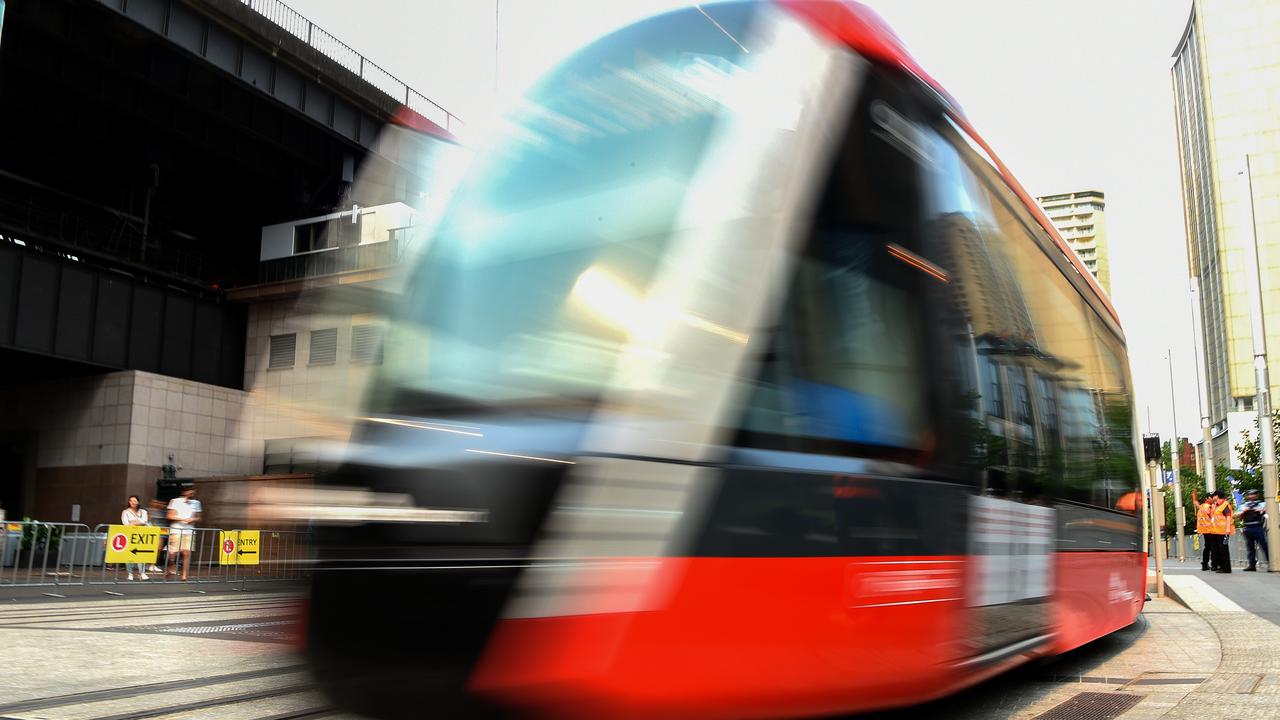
[0,598,300,626]
[84,684,317,720]
[0,665,309,715]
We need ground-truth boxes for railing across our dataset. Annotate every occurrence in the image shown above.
[1164,532,1264,569]
[0,521,311,592]
[258,235,410,283]
[240,0,462,133]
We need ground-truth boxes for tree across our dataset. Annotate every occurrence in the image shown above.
[1163,466,1204,537]
[1232,410,1279,494]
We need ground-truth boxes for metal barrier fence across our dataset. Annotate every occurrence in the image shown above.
[0,521,310,590]
[0,521,92,588]
[1165,532,1270,569]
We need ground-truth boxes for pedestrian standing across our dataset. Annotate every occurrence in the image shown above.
[166,487,202,581]
[120,496,149,581]
[1240,489,1269,571]
[1193,489,1217,571]
[1210,490,1234,573]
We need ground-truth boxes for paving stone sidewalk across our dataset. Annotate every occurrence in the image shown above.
[1116,559,1280,719]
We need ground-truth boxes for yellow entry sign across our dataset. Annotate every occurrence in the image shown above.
[236,530,261,565]
[105,524,161,564]
[218,530,261,565]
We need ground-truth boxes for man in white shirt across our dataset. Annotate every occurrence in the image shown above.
[166,487,202,581]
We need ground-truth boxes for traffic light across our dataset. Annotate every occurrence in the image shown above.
[1143,435,1161,463]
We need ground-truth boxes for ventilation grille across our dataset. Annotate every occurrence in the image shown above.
[310,328,338,365]
[352,324,383,364]
[268,334,296,369]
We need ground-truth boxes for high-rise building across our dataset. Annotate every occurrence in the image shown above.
[1035,191,1110,295]
[1172,0,1280,467]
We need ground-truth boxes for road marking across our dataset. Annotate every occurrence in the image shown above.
[1163,575,1244,612]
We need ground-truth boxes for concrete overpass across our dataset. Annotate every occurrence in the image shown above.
[0,0,458,520]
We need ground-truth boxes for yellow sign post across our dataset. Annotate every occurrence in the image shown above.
[104,524,161,564]
[218,530,261,565]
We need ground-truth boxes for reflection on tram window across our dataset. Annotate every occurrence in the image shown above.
[924,120,1140,515]
[372,4,758,412]
[733,71,931,457]
[736,230,928,452]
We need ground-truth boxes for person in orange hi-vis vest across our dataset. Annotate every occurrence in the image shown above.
[1209,490,1235,573]
[1192,489,1217,571]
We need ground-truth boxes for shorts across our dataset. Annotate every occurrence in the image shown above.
[169,531,194,552]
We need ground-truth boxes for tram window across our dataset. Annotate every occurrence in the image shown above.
[923,118,1138,510]
[733,70,933,456]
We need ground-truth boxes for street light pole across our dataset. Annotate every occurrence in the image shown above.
[1167,350,1185,561]
[1190,278,1217,493]
[1242,154,1280,571]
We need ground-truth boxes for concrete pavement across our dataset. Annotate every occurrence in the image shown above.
[0,590,349,720]
[1119,557,1280,718]
[1,560,1276,719]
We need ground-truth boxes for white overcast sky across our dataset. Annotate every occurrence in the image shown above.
[290,0,1201,444]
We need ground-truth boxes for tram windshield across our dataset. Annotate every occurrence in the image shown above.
[370,5,765,412]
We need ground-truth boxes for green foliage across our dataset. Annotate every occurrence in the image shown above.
[1162,466,1205,536]
[1233,410,1280,494]
[19,520,62,552]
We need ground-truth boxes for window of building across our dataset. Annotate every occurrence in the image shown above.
[980,356,1006,419]
[269,333,296,369]
[293,214,362,254]
[352,324,384,364]
[309,328,338,365]
[293,220,332,254]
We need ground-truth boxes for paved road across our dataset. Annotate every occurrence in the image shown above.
[1155,555,1280,626]
[3,571,1274,720]
[1,586,1165,720]
[0,589,355,720]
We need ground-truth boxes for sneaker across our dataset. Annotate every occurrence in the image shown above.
[127,573,134,581]
[148,565,161,573]
[140,573,149,580]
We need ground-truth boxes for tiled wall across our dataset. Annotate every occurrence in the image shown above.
[3,370,260,477]
[243,299,378,444]
[128,372,260,476]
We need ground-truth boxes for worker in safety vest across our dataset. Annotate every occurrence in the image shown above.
[1192,489,1217,571]
[1209,490,1235,573]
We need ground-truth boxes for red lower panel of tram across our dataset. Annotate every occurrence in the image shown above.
[471,552,1143,718]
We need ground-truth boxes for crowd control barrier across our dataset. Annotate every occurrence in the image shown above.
[0,521,93,588]
[0,520,310,590]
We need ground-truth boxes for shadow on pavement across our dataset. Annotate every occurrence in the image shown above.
[845,616,1149,720]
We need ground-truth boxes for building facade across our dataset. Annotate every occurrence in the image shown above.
[1172,0,1280,468]
[1035,191,1110,295]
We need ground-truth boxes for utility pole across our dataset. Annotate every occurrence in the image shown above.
[1190,277,1216,493]
[1144,435,1165,596]
[1168,350,1185,561]
[1242,154,1280,571]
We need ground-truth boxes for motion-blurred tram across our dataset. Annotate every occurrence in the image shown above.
[306,2,1145,717]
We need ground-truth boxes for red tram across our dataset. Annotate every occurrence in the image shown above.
[306,2,1145,717]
